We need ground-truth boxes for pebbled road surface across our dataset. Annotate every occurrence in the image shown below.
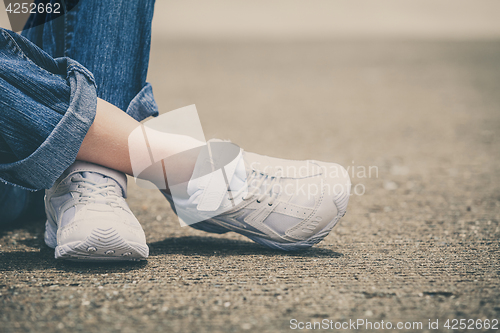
[1,39,500,332]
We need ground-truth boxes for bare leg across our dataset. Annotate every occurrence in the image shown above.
[77,98,203,189]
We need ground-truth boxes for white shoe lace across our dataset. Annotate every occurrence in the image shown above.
[70,175,122,207]
[231,170,282,206]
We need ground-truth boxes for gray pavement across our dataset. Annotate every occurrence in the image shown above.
[1,39,500,332]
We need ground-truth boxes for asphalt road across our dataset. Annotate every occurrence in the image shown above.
[1,39,499,332]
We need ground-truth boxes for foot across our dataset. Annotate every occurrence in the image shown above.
[164,140,350,251]
[45,161,149,261]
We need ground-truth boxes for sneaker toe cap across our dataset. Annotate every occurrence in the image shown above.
[58,218,146,246]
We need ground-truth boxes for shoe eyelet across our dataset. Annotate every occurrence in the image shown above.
[256,200,261,203]
[268,203,273,206]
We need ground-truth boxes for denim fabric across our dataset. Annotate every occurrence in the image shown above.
[0,182,45,226]
[22,0,158,121]
[0,28,97,190]
[0,0,157,223]
[0,181,27,225]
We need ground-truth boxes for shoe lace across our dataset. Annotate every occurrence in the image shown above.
[232,170,282,206]
[70,175,122,207]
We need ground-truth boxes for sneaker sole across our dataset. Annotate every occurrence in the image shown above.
[45,220,149,261]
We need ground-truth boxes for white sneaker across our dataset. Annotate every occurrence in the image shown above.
[165,140,350,251]
[45,161,149,261]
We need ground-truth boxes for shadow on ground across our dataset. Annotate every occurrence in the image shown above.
[0,216,342,273]
[148,236,343,258]
[0,234,342,273]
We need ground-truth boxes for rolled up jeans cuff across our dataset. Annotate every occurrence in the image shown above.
[126,82,159,122]
[0,58,97,191]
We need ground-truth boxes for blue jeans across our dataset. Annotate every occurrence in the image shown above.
[0,0,157,225]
